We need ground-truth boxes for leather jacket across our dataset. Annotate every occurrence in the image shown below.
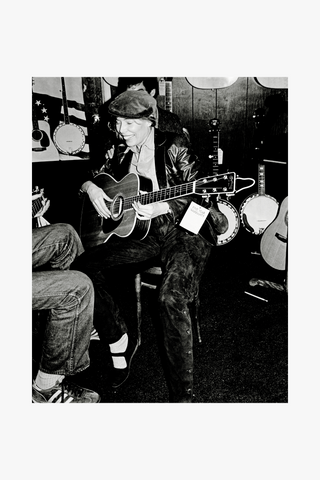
[94,128,228,245]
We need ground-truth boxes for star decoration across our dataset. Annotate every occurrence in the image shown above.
[35,100,41,106]
[41,107,47,114]
[44,116,49,122]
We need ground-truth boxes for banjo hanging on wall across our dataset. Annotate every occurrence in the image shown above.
[208,118,240,245]
[239,110,279,235]
[53,77,86,155]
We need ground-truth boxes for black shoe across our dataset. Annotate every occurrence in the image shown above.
[110,337,138,389]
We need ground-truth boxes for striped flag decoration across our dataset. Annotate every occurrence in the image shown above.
[32,77,90,161]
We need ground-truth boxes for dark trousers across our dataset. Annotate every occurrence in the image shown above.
[73,220,212,402]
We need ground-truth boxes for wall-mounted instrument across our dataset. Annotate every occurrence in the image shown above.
[53,77,86,155]
[239,110,279,235]
[164,77,173,112]
[208,118,240,245]
[32,78,59,161]
[186,77,238,89]
[240,163,279,235]
[260,196,288,270]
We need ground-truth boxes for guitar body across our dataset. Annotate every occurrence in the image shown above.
[79,173,152,248]
[240,193,279,235]
[32,120,59,162]
[186,77,238,89]
[216,199,240,245]
[53,123,86,155]
[260,197,288,270]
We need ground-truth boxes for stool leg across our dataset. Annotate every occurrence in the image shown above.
[135,273,142,346]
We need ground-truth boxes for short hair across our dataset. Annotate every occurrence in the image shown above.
[117,77,159,97]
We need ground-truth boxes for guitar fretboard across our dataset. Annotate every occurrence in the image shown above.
[32,197,43,218]
[209,119,220,176]
[124,182,195,210]
[165,80,173,112]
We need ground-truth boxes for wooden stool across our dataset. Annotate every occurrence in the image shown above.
[134,266,201,346]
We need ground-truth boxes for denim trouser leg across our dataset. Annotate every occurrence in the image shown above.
[32,223,92,375]
[32,223,84,270]
[32,270,94,375]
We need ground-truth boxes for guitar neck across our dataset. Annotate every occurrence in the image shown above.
[32,96,39,130]
[165,78,173,112]
[211,131,219,176]
[60,77,70,123]
[258,164,266,195]
[209,119,221,176]
[115,173,232,212]
[32,197,43,218]
[125,182,195,209]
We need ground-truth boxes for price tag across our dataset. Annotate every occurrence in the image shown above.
[179,201,209,234]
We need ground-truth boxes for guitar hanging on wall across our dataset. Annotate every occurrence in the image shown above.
[239,110,279,235]
[260,196,288,270]
[32,78,59,161]
[208,118,240,245]
[53,77,86,155]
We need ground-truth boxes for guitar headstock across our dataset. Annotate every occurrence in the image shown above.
[195,173,235,196]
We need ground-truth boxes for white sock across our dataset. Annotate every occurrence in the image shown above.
[34,371,65,391]
[109,333,128,369]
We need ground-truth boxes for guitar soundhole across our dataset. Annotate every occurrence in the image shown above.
[110,194,124,220]
[32,129,43,141]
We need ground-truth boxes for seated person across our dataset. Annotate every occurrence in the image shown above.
[73,90,227,402]
[32,223,100,403]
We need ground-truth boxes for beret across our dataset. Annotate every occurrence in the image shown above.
[108,90,158,125]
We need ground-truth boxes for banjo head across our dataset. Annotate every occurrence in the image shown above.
[240,194,279,235]
[53,123,86,155]
[216,199,240,245]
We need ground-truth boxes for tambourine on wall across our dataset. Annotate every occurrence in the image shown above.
[32,77,90,162]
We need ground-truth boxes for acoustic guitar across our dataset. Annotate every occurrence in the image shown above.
[32,187,50,227]
[260,196,288,270]
[32,78,59,162]
[208,118,240,245]
[53,77,86,155]
[79,171,238,248]
[186,77,238,89]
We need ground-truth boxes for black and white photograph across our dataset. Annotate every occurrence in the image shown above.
[31,76,289,405]
[4,3,319,476]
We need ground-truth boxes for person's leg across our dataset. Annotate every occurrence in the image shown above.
[32,223,84,270]
[72,235,160,387]
[32,269,94,376]
[159,230,212,402]
[32,269,100,402]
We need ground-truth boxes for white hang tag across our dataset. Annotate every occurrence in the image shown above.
[179,201,209,234]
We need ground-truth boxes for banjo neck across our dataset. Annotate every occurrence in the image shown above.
[208,118,222,177]
[60,77,70,124]
[258,164,266,195]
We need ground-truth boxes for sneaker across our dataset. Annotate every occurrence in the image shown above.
[110,337,138,389]
[32,379,100,403]
[90,327,100,341]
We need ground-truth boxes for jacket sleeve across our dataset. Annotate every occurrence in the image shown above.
[165,135,201,221]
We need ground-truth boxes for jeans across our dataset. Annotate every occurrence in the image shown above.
[73,218,212,402]
[32,223,94,376]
